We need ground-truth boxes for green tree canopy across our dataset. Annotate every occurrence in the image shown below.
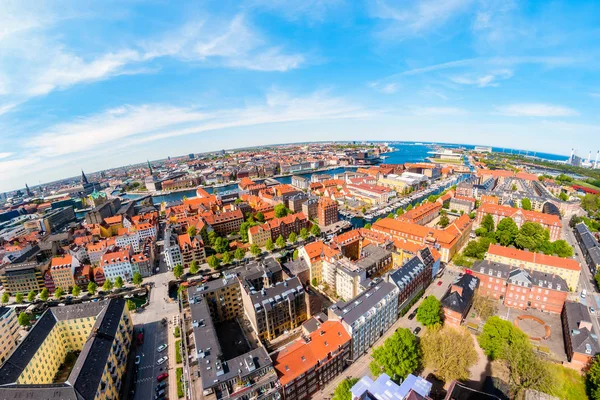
[189,260,200,274]
[187,225,197,237]
[503,336,554,397]
[396,208,405,216]
[417,296,443,327]
[276,235,286,248]
[406,204,413,211]
[495,217,519,246]
[173,264,184,279]
[250,244,261,256]
[27,290,36,302]
[15,292,23,304]
[421,325,478,383]
[234,248,246,260]
[54,287,65,299]
[472,289,497,321]
[1,293,9,304]
[464,237,496,259]
[299,227,309,240]
[214,237,230,254]
[18,312,31,326]
[288,232,297,244]
[515,222,550,251]
[292,249,299,260]
[87,282,97,295]
[551,240,574,257]
[127,299,136,311]
[311,224,321,236]
[559,191,569,201]
[521,198,532,210]
[132,272,143,286]
[265,239,275,252]
[102,279,113,292]
[208,231,219,246]
[369,328,421,382]
[478,316,528,360]
[332,378,359,400]
[40,288,50,301]
[587,356,600,400]
[439,214,450,228]
[364,223,372,229]
[222,251,232,264]
[274,203,289,218]
[255,212,265,222]
[481,214,495,233]
[72,286,81,297]
[207,255,221,269]
[114,276,124,289]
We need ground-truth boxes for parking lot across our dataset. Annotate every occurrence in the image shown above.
[132,320,170,400]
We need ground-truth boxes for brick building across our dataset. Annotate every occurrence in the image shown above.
[476,203,562,241]
[441,274,479,327]
[562,301,600,370]
[318,197,339,227]
[398,201,442,225]
[202,209,244,236]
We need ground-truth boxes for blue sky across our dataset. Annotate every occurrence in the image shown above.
[1,0,600,192]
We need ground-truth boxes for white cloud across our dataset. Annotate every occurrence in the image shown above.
[369,82,399,94]
[410,106,468,116]
[449,69,512,87]
[0,152,12,159]
[495,103,579,117]
[590,92,600,98]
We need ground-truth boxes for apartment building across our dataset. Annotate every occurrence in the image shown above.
[298,241,341,285]
[356,244,393,277]
[328,280,399,360]
[100,247,134,282]
[248,224,273,247]
[177,233,206,268]
[241,277,308,342]
[0,307,19,364]
[476,203,562,241]
[485,244,581,291]
[373,214,473,263]
[334,258,366,301]
[397,201,442,225]
[291,175,310,190]
[301,198,319,220]
[0,260,48,294]
[249,213,310,246]
[163,228,183,270]
[562,301,600,370]
[456,182,475,198]
[50,254,79,291]
[318,197,339,227]
[191,274,243,323]
[346,183,392,204]
[287,193,309,213]
[203,209,244,236]
[388,250,434,313]
[0,299,132,400]
[441,274,479,327]
[449,197,476,214]
[273,321,351,400]
[473,260,569,313]
[574,222,600,274]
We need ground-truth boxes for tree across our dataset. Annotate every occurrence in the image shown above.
[332,378,359,400]
[439,214,450,228]
[127,299,136,311]
[1,293,9,304]
[234,248,246,260]
[364,223,372,229]
[387,213,394,219]
[250,244,261,256]
[214,237,229,254]
[103,279,113,292]
[421,325,478,383]
[472,289,498,321]
[495,217,519,246]
[114,276,124,289]
[18,312,31,326]
[299,228,309,240]
[274,203,289,218]
[207,255,221,269]
[361,207,367,214]
[72,286,81,297]
[503,337,553,397]
[417,296,442,327]
[311,278,318,287]
[406,204,413,211]
[222,251,232,264]
[515,222,549,251]
[40,288,50,301]
[293,249,299,260]
[521,198,532,210]
[189,260,200,274]
[187,225,197,237]
[174,325,181,338]
[481,214,495,234]
[288,232,297,244]
[396,208,404,216]
[464,237,495,260]
[559,191,569,201]
[255,212,265,222]
[265,239,275,252]
[587,356,600,400]
[370,328,421,382]
[276,235,286,248]
[132,272,143,286]
[87,282,97,296]
[478,316,528,360]
[208,231,219,246]
[27,290,36,302]
[552,239,574,257]
[54,287,65,299]
[15,292,23,304]
[310,224,321,237]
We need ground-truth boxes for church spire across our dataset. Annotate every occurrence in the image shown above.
[25,183,32,197]
[147,160,153,175]
[81,170,89,185]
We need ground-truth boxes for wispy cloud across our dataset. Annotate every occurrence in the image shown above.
[449,69,512,87]
[369,82,399,94]
[590,92,600,98]
[410,106,468,116]
[495,103,579,117]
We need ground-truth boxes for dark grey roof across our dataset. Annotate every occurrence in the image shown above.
[564,301,600,356]
[441,274,479,315]
[356,244,391,270]
[0,299,126,400]
[330,280,398,325]
[248,277,304,312]
[474,260,568,292]
[283,258,309,276]
[0,306,12,319]
[389,256,426,291]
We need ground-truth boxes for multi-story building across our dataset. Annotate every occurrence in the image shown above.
[355,244,393,277]
[0,307,19,364]
[0,299,132,399]
[100,247,134,282]
[455,182,475,198]
[0,260,48,294]
[441,274,479,327]
[476,203,562,241]
[86,240,112,265]
[574,222,600,274]
[302,197,319,220]
[287,193,309,213]
[373,214,473,263]
[449,197,476,214]
[351,373,433,400]
[562,301,600,370]
[388,249,434,313]
[177,233,206,268]
[298,240,342,285]
[40,206,76,233]
[273,320,351,400]
[472,260,569,313]
[249,213,310,245]
[163,228,183,270]
[398,201,442,225]
[203,209,244,236]
[333,258,366,301]
[485,244,581,292]
[291,175,310,190]
[328,280,399,360]
[318,197,339,227]
[241,277,307,342]
[114,231,140,252]
[50,254,79,291]
[346,183,392,204]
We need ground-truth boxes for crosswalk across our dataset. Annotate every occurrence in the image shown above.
[134,377,154,384]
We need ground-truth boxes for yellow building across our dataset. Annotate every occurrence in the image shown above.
[0,307,19,364]
[0,298,132,399]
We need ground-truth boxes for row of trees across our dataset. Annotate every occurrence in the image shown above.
[1,272,143,305]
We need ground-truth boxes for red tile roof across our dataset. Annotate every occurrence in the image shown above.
[487,244,581,271]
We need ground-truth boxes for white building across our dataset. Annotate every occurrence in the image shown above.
[163,228,182,270]
[115,231,140,252]
[100,248,135,281]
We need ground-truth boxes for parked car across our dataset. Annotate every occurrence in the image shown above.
[156,381,167,391]
[155,389,166,399]
[408,312,416,320]
[135,355,141,365]
[437,280,443,286]
[157,356,168,365]
[157,372,168,382]
[413,327,422,335]
[157,343,167,352]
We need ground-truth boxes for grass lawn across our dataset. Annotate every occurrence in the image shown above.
[574,180,600,190]
[548,363,587,400]
[176,367,184,398]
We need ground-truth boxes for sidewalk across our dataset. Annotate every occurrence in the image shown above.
[167,321,180,400]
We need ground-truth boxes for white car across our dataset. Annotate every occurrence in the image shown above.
[135,355,141,365]
[157,344,167,352]
[157,356,168,365]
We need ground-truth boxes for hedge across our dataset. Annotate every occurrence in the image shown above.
[175,339,182,364]
[176,367,184,398]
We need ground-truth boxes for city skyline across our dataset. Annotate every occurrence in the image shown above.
[1,1,600,192]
